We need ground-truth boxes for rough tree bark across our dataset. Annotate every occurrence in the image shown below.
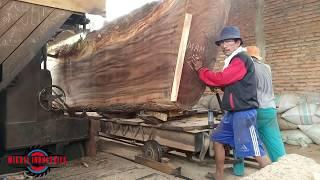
[50,0,231,113]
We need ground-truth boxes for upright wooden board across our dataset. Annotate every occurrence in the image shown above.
[170,13,192,102]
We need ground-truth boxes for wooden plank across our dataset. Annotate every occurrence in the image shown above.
[138,114,163,125]
[115,118,144,125]
[0,3,53,64]
[85,119,100,157]
[140,111,168,122]
[134,155,181,175]
[0,9,71,91]
[170,13,192,102]
[160,116,209,131]
[18,0,105,15]
[0,0,10,9]
[0,1,30,39]
[166,110,199,120]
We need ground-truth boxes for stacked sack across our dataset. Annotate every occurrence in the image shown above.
[275,93,320,147]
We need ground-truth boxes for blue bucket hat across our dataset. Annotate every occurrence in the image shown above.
[215,26,243,46]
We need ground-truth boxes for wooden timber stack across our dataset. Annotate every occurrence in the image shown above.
[51,0,231,113]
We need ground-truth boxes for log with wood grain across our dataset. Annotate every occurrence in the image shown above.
[50,0,231,113]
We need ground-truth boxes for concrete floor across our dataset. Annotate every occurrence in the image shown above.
[42,151,179,180]
[95,138,258,180]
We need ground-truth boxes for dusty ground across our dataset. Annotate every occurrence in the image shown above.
[96,138,258,180]
[3,139,319,180]
[41,151,178,180]
[285,144,320,163]
[96,139,320,179]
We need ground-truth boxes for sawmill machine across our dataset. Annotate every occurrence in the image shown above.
[0,0,105,173]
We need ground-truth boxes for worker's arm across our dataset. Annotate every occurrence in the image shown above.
[197,57,247,87]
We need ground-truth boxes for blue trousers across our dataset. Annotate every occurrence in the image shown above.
[212,109,266,158]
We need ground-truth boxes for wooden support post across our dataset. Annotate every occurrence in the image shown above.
[85,119,100,157]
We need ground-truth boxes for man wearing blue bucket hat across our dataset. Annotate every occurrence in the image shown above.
[191,26,270,180]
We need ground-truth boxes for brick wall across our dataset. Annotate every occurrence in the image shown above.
[212,0,320,94]
[264,0,320,93]
[228,0,257,46]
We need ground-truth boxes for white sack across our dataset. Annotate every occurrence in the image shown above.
[281,103,320,125]
[298,124,320,145]
[281,130,313,147]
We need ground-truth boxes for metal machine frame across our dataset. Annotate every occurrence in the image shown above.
[99,112,218,162]
[0,4,94,172]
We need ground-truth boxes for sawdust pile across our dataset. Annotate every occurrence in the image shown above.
[242,154,320,180]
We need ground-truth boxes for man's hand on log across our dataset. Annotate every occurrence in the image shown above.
[189,58,203,71]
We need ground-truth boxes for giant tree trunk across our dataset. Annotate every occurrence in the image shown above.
[50,0,231,113]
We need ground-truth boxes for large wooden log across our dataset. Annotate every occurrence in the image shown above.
[51,0,231,112]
